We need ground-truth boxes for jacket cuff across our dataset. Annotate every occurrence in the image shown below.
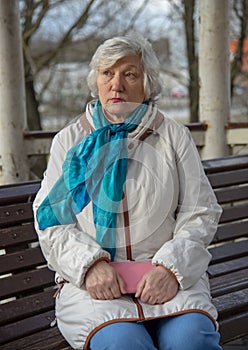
[84,256,110,280]
[155,263,179,284]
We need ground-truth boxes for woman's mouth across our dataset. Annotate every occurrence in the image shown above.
[110,98,124,103]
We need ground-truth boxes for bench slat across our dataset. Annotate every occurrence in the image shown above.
[208,256,248,277]
[0,289,55,326]
[215,184,248,204]
[0,181,40,205]
[202,154,248,173]
[0,203,34,227]
[212,288,248,316]
[0,326,71,350]
[0,268,54,300]
[209,240,248,265]
[213,220,248,243]
[0,223,37,249]
[207,168,248,188]
[219,204,248,223]
[0,246,46,275]
[218,311,248,344]
[0,310,55,345]
[210,268,248,297]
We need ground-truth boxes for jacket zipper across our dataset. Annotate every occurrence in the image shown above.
[122,189,145,320]
[132,295,145,320]
[122,188,133,261]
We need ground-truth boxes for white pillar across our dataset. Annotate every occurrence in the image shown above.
[199,0,230,159]
[0,0,29,184]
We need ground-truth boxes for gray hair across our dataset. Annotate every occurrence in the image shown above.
[87,34,162,101]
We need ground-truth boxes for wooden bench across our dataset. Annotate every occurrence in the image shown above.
[0,154,248,349]
[204,154,248,343]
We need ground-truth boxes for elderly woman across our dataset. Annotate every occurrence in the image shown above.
[34,35,223,350]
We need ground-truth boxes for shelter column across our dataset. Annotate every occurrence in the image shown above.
[0,0,29,184]
[199,0,230,159]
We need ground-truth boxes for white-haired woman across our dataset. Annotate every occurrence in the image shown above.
[34,35,223,350]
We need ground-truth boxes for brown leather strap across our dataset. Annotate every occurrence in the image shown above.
[122,189,133,261]
[138,111,164,142]
[80,112,95,134]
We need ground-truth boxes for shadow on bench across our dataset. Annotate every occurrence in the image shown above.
[0,154,248,349]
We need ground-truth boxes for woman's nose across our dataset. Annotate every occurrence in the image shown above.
[111,73,124,92]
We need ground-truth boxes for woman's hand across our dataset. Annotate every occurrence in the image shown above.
[85,260,126,300]
[135,266,179,304]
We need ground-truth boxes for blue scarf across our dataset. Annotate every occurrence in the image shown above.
[36,100,148,260]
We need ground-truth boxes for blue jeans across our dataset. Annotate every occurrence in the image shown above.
[89,312,222,350]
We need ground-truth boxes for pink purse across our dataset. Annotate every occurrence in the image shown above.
[110,261,155,294]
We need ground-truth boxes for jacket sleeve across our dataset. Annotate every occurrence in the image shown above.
[33,131,110,288]
[152,126,222,290]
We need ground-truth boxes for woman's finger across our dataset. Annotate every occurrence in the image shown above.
[116,274,127,295]
[135,276,146,298]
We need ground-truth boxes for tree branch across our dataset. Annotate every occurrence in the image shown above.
[23,0,49,43]
[123,0,149,34]
[35,0,96,72]
[231,0,248,95]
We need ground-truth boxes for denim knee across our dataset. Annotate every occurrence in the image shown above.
[157,313,222,350]
[89,321,157,350]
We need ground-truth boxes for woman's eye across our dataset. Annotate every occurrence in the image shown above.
[126,72,136,78]
[103,71,111,77]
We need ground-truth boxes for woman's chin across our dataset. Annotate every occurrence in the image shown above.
[104,101,142,121]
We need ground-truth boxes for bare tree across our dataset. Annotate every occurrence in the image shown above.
[19,0,152,177]
[21,0,49,130]
[20,0,150,132]
[230,0,248,97]
[168,0,198,122]
[183,0,198,123]
[21,0,97,130]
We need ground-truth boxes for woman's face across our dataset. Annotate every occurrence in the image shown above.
[96,55,145,119]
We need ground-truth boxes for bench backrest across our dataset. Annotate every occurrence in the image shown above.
[204,154,248,281]
[203,154,248,342]
[0,154,248,345]
[0,181,56,344]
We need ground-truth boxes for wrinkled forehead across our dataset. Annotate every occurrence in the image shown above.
[98,55,143,72]
[97,54,143,72]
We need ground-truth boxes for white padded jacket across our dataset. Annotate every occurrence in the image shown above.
[33,102,222,349]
